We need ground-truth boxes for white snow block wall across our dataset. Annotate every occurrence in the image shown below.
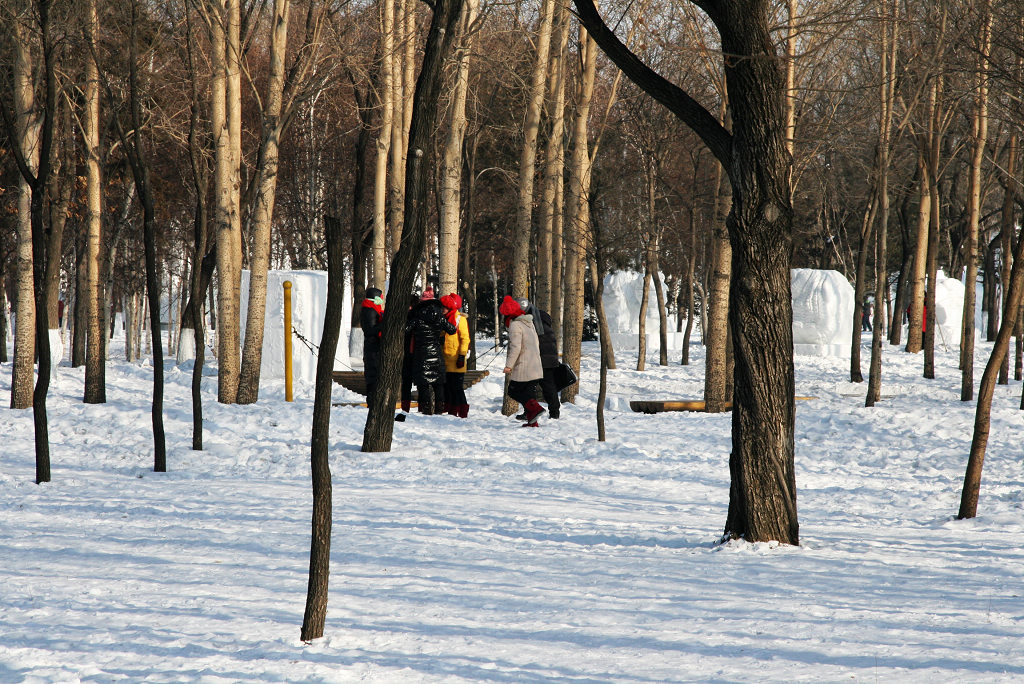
[602,271,683,351]
[791,268,854,356]
[239,270,352,389]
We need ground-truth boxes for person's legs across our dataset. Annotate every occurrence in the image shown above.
[509,380,544,424]
[540,368,560,418]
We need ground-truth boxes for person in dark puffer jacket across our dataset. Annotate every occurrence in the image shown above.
[406,288,457,415]
[360,287,385,404]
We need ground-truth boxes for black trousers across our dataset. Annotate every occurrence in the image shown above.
[417,381,446,414]
[508,379,540,406]
[445,372,467,407]
[539,367,561,417]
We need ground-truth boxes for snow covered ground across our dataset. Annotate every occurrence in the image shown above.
[2,331,1023,682]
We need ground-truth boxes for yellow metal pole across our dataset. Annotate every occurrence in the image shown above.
[283,280,293,402]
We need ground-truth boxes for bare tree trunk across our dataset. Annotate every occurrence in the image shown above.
[866,0,897,408]
[361,0,465,452]
[372,0,395,287]
[637,262,650,372]
[998,131,1018,384]
[438,0,478,295]
[906,149,930,352]
[238,0,292,405]
[0,273,8,363]
[594,248,610,442]
[681,207,696,365]
[561,15,597,405]
[923,76,943,379]
[537,0,569,314]
[704,161,729,411]
[958,211,1024,519]
[387,0,406,260]
[850,192,877,383]
[513,0,555,298]
[300,189,344,642]
[960,0,992,402]
[10,6,40,410]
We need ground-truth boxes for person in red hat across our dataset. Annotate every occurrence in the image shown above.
[499,295,545,426]
[440,293,471,417]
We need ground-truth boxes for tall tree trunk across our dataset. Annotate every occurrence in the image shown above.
[958,213,1024,519]
[906,148,930,352]
[372,0,395,288]
[637,262,650,372]
[561,15,597,404]
[362,0,465,452]
[438,0,478,295]
[705,159,731,412]
[513,0,555,299]
[866,0,897,408]
[850,192,877,383]
[960,0,992,402]
[387,0,406,260]
[537,1,569,314]
[299,188,344,642]
[0,273,8,363]
[681,207,696,365]
[10,5,40,410]
[998,131,1018,384]
[923,76,943,379]
[84,0,106,399]
[238,0,292,405]
[211,0,237,403]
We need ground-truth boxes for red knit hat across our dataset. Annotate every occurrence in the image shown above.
[440,293,462,310]
[498,295,523,318]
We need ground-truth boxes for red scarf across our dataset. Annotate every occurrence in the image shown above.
[361,298,383,317]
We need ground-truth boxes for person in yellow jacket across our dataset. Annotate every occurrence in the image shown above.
[440,293,472,417]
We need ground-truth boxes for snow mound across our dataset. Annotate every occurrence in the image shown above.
[932,270,963,348]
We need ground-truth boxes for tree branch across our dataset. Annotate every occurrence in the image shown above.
[571,0,732,170]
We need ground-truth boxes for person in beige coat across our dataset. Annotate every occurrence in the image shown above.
[499,295,546,426]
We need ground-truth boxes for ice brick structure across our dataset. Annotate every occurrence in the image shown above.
[791,268,854,357]
[601,271,683,351]
[234,270,352,391]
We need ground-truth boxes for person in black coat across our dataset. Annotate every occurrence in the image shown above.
[406,288,457,414]
[520,300,561,419]
[360,287,384,403]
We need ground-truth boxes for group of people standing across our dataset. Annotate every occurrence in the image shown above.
[359,288,562,427]
[360,286,470,420]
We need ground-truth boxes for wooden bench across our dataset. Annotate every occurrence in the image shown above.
[332,369,490,396]
[630,397,816,414]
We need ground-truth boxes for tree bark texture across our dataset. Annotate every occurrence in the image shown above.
[300,190,344,642]
[362,0,466,452]
[574,0,799,544]
[438,0,478,296]
[560,17,597,405]
[958,208,1024,519]
[512,0,555,299]
[10,8,40,410]
[237,0,291,405]
[960,0,991,402]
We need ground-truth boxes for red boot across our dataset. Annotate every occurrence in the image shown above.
[522,399,545,426]
[457,404,470,418]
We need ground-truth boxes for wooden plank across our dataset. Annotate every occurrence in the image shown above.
[630,397,816,414]
[332,369,490,395]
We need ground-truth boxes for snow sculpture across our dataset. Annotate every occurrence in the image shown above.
[238,270,352,390]
[790,268,854,356]
[601,271,683,351]
[930,270,963,349]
